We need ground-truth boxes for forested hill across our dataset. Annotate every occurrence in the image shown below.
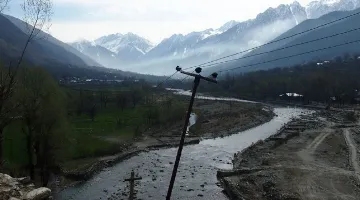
[196,56,360,103]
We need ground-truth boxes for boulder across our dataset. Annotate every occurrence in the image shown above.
[25,188,51,200]
[0,173,51,200]
[0,173,22,199]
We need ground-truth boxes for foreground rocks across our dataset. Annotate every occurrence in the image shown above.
[0,173,52,200]
[218,110,360,200]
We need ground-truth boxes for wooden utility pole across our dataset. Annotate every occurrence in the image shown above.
[124,170,142,200]
[166,67,217,200]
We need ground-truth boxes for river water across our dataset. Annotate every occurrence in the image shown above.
[57,93,311,200]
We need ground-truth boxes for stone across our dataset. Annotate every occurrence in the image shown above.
[9,198,21,200]
[25,187,51,200]
[16,177,31,184]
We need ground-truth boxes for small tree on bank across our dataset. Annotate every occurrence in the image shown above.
[19,67,67,184]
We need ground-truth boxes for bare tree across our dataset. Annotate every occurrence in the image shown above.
[0,0,53,168]
[0,0,10,13]
[17,0,53,68]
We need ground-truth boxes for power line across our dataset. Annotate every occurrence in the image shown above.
[155,71,178,87]
[179,70,195,83]
[217,39,360,73]
[182,10,360,71]
[194,27,360,69]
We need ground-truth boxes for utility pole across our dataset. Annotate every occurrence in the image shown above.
[166,67,217,200]
[124,170,142,200]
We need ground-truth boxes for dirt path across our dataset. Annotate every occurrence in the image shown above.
[343,129,360,182]
[298,128,331,163]
[307,131,331,153]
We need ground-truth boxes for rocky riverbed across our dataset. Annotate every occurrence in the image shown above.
[218,110,360,200]
[55,107,309,200]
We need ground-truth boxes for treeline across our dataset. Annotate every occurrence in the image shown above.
[197,56,360,104]
[0,62,186,185]
[0,64,67,186]
[64,85,185,128]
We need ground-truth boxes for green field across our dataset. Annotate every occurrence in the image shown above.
[2,86,186,174]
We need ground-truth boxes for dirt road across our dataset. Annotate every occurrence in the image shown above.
[219,110,360,200]
[344,129,360,182]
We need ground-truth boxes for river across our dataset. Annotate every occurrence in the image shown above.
[56,93,311,200]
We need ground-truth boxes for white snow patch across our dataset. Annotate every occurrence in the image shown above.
[289,6,299,25]
[201,29,222,40]
[321,0,341,5]
[90,40,96,46]
[135,46,146,54]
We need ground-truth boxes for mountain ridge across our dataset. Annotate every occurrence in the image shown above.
[69,0,360,75]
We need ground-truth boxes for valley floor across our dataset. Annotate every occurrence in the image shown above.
[57,99,273,185]
[218,109,360,200]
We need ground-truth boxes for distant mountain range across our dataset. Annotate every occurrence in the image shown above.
[69,0,360,75]
[0,14,162,81]
[2,0,360,77]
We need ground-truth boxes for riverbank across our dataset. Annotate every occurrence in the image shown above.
[56,108,306,200]
[56,99,273,187]
[218,109,360,200]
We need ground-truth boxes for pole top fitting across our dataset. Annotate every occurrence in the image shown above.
[176,66,182,71]
[211,72,218,79]
[195,67,202,74]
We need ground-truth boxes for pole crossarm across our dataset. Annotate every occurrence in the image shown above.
[179,70,218,83]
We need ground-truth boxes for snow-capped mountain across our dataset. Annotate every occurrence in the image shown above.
[218,20,239,32]
[144,20,239,61]
[70,33,154,67]
[70,39,120,68]
[68,0,360,75]
[95,33,153,59]
[306,0,360,18]
[144,1,307,67]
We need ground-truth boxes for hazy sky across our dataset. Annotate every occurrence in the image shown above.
[6,0,314,43]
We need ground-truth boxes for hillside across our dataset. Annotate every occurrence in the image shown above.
[0,14,163,82]
[0,14,88,67]
[211,8,360,74]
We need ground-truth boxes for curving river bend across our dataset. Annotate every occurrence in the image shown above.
[57,93,311,200]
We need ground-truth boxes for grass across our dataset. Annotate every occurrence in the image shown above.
[3,121,28,168]
[2,93,187,174]
[61,104,146,160]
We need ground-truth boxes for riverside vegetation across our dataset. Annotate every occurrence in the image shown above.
[1,62,188,186]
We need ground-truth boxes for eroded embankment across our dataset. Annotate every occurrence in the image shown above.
[218,110,360,200]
